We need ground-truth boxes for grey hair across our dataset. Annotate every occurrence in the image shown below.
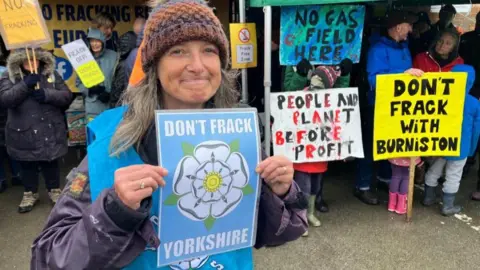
[109,66,240,156]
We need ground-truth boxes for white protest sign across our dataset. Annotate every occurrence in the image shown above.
[61,39,105,88]
[270,88,364,163]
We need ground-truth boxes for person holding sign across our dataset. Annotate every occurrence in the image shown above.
[31,1,307,269]
[423,65,480,216]
[362,10,422,205]
[0,48,73,213]
[76,28,119,122]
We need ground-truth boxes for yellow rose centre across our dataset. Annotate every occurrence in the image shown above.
[203,172,223,193]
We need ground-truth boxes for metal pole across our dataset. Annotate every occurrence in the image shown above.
[263,6,272,156]
[239,0,248,104]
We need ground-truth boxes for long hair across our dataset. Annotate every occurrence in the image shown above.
[109,65,239,156]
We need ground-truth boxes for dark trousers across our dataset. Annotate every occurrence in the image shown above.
[356,106,391,190]
[294,171,323,197]
[18,160,60,193]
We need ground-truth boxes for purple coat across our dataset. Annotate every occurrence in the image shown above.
[30,156,307,269]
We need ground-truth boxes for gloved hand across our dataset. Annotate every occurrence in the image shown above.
[339,58,353,76]
[97,91,110,103]
[23,74,41,89]
[296,58,312,77]
[31,88,46,103]
[88,85,106,97]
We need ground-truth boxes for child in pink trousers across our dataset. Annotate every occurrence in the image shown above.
[388,157,422,214]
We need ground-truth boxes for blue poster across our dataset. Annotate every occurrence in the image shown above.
[280,5,365,66]
[155,109,261,267]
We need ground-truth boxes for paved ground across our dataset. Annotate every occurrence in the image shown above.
[1,151,480,270]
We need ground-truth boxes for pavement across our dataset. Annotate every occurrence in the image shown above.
[1,152,480,270]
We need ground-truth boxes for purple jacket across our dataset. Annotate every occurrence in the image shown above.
[31,157,307,269]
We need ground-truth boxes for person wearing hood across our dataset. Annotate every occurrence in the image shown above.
[362,10,423,205]
[76,28,118,122]
[110,31,138,108]
[413,28,463,72]
[424,65,480,216]
[0,48,73,212]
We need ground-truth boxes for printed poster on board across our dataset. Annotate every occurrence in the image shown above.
[155,109,261,267]
[270,88,364,163]
[280,5,365,66]
[374,72,467,161]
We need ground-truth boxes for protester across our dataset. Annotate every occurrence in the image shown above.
[92,12,118,52]
[76,28,118,122]
[413,28,463,72]
[0,49,73,213]
[419,4,457,54]
[388,157,422,214]
[362,10,421,205]
[110,31,137,108]
[31,1,307,268]
[133,16,146,36]
[409,11,432,56]
[423,65,480,216]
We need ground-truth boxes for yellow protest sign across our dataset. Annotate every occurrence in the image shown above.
[229,23,257,69]
[62,39,105,88]
[0,0,50,49]
[373,72,467,161]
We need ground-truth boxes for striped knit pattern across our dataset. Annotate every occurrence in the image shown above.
[141,0,229,72]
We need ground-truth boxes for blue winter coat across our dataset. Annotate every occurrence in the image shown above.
[76,28,119,119]
[445,65,480,161]
[366,36,413,106]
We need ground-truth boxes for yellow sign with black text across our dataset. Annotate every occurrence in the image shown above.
[0,0,51,49]
[373,73,467,161]
[229,23,257,69]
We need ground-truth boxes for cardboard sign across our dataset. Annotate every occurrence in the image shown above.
[0,0,51,49]
[229,23,257,69]
[61,39,105,88]
[155,109,261,267]
[270,88,364,163]
[280,5,365,66]
[374,73,467,161]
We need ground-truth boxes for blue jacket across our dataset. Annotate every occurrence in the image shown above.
[446,65,480,161]
[366,36,412,105]
[76,28,119,119]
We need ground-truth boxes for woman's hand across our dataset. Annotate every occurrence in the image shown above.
[404,68,424,77]
[114,165,168,210]
[256,155,294,197]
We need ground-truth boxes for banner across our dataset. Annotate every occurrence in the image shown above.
[40,0,149,92]
[270,88,364,163]
[374,73,467,161]
[62,39,105,88]
[0,0,50,49]
[280,5,365,66]
[155,109,261,267]
[229,23,257,69]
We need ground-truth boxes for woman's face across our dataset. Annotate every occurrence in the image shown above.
[89,39,103,54]
[435,33,456,57]
[157,41,222,109]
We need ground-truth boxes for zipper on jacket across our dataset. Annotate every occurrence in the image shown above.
[427,52,442,72]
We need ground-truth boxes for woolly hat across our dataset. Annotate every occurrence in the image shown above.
[141,0,229,72]
[310,66,341,90]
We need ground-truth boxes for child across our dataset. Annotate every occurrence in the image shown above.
[388,157,422,214]
[282,59,350,236]
[424,64,480,216]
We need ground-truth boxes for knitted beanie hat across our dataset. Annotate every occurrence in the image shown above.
[311,66,341,89]
[141,0,229,72]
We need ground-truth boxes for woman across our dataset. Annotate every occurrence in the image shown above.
[31,1,307,269]
[76,27,118,122]
[413,28,463,72]
[0,48,73,213]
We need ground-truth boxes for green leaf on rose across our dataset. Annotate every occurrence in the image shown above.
[204,215,216,230]
[181,142,195,156]
[242,184,254,196]
[229,139,240,153]
[164,194,180,205]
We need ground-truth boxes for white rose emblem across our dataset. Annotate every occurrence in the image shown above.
[169,256,209,270]
[165,141,252,229]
